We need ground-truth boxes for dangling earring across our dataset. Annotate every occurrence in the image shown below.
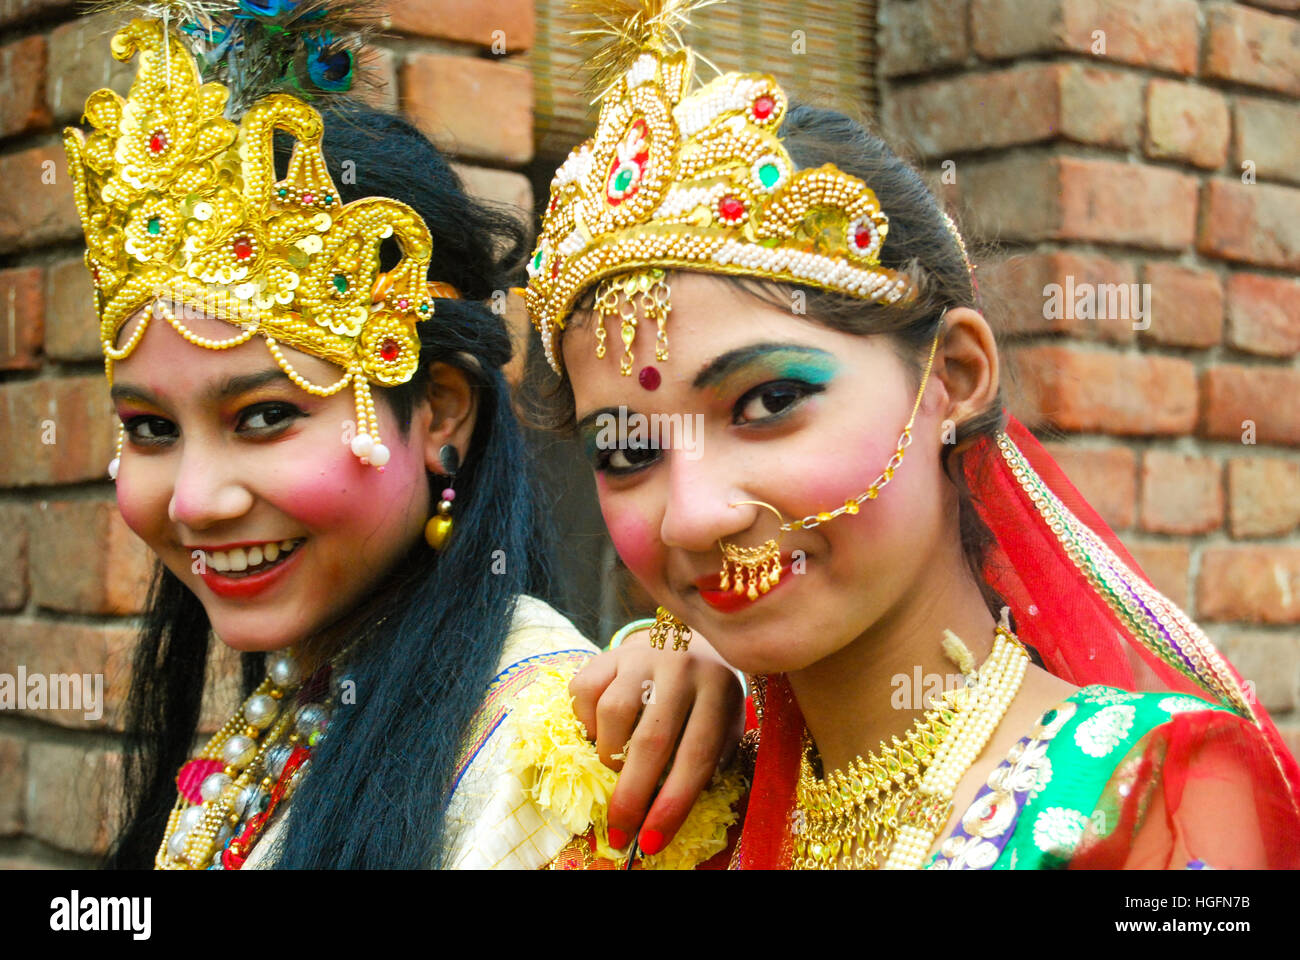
[649,606,692,651]
[424,444,459,550]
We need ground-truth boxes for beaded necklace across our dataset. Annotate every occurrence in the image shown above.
[793,626,1029,870]
[154,649,335,870]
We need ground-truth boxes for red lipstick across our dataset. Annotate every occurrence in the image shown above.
[694,553,796,613]
[198,541,305,600]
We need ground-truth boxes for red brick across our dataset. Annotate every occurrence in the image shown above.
[1217,630,1300,712]
[1227,456,1300,538]
[26,741,121,855]
[44,256,100,362]
[1010,345,1197,436]
[382,0,535,51]
[1204,3,1300,96]
[0,143,82,255]
[401,53,533,165]
[1144,79,1230,170]
[0,376,117,487]
[981,251,1140,341]
[1225,273,1300,358]
[1140,451,1223,535]
[0,36,50,138]
[0,504,29,611]
[0,266,44,371]
[1125,540,1190,609]
[881,0,969,77]
[1202,364,1300,447]
[1059,157,1198,249]
[885,63,1141,158]
[451,163,534,215]
[963,155,1197,249]
[1235,96,1300,187]
[1198,180,1300,270]
[1043,441,1137,529]
[1198,547,1300,624]
[0,736,22,835]
[47,11,136,122]
[1140,263,1223,349]
[30,499,153,615]
[0,618,136,730]
[0,0,71,27]
[971,0,1199,74]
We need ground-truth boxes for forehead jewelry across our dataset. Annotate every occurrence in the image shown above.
[719,499,785,601]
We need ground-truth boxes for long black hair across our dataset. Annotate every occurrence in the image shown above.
[106,105,558,868]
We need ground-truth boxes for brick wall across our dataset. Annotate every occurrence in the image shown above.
[0,0,537,868]
[878,0,1300,760]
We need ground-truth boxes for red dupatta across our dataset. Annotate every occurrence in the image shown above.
[735,413,1300,869]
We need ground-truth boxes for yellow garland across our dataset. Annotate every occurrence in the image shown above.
[506,667,745,869]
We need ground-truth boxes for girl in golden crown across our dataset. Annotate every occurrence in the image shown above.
[68,7,744,870]
[524,2,1300,868]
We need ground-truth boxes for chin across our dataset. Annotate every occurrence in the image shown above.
[206,611,308,654]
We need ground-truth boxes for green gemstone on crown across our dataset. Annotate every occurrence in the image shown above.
[146,217,161,235]
[332,274,348,293]
[613,167,634,193]
[758,162,781,188]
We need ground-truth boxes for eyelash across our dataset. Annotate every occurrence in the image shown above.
[591,379,824,476]
[122,402,305,447]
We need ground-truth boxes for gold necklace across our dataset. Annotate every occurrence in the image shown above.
[793,626,1029,870]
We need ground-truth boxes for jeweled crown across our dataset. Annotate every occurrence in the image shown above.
[64,17,438,468]
[526,25,916,375]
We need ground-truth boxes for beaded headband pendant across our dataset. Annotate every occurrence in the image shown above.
[524,1,918,376]
[64,17,447,471]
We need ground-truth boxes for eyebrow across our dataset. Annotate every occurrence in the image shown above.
[109,368,296,406]
[691,342,836,390]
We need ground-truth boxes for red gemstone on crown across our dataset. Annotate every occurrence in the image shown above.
[148,130,167,154]
[854,227,874,250]
[638,366,661,391]
[752,95,775,120]
[719,196,745,222]
[380,338,400,362]
[232,237,253,260]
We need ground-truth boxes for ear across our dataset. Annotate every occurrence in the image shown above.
[931,307,999,444]
[419,362,478,477]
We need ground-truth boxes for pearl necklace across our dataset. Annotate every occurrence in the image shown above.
[154,650,333,870]
[793,626,1028,870]
[884,627,1028,868]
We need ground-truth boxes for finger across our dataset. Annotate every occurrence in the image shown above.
[606,678,692,845]
[637,690,733,856]
[568,652,619,741]
[593,674,646,771]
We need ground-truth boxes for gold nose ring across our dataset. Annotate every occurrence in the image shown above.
[718,500,785,600]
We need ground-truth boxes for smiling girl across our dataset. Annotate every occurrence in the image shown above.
[66,9,742,871]
[524,2,1300,869]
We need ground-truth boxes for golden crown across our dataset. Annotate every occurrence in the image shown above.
[64,17,442,470]
[525,6,916,376]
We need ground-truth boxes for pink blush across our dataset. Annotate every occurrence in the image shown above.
[602,507,660,580]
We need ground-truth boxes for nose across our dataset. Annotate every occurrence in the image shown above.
[658,450,756,554]
[167,436,255,534]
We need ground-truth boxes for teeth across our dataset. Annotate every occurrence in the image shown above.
[203,539,301,575]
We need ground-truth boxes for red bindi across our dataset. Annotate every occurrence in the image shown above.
[637,365,661,391]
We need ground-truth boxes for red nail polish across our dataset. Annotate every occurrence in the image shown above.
[608,827,628,850]
[639,828,666,855]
